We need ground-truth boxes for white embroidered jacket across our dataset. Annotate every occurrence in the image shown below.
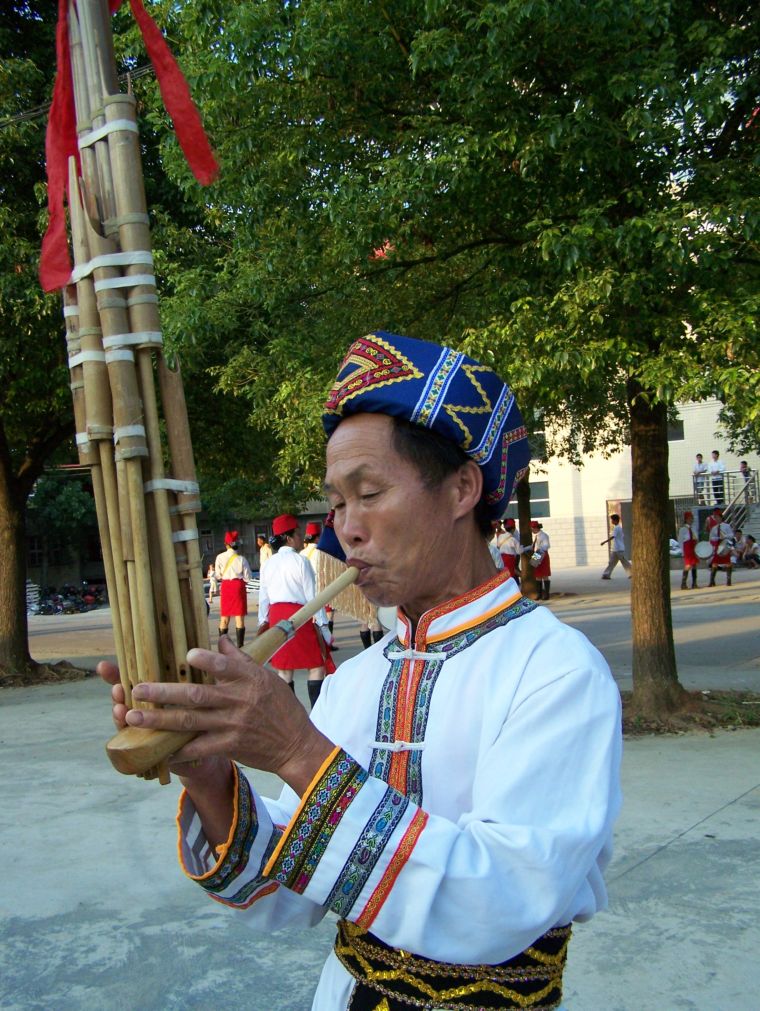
[178,572,622,1010]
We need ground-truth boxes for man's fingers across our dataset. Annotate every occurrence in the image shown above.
[97,660,120,686]
[131,679,218,707]
[125,704,214,733]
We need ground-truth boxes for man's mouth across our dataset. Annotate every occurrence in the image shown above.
[346,558,372,583]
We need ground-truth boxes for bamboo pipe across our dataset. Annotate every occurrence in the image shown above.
[105,566,360,776]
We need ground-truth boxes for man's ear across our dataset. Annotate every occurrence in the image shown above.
[451,460,484,519]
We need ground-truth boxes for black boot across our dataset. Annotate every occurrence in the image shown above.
[709,569,716,587]
[218,627,228,641]
[236,626,245,649]
[307,679,323,709]
[727,569,732,586]
[680,572,688,590]
[359,629,372,650]
[543,580,550,601]
[372,629,384,643]
[691,569,698,589]
[288,680,295,693]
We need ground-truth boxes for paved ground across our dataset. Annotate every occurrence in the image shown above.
[2,566,759,1010]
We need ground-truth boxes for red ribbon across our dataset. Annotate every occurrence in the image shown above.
[40,0,219,292]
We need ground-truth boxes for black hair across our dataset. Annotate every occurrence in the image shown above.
[390,417,492,536]
[271,526,298,553]
[610,514,620,523]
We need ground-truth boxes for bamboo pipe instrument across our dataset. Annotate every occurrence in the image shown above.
[105,566,360,776]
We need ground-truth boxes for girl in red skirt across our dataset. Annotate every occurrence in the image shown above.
[677,510,699,589]
[257,513,335,708]
[530,520,552,601]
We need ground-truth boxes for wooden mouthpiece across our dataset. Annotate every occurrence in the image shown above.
[105,565,360,777]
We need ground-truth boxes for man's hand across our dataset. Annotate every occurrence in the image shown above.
[100,638,333,796]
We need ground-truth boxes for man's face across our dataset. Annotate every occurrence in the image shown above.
[324,413,465,618]
[712,452,719,461]
[696,454,702,463]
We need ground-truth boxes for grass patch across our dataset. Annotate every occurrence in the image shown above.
[621,689,760,735]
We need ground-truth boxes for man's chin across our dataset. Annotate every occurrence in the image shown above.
[358,583,398,608]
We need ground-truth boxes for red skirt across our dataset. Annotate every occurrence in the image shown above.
[533,552,551,579]
[682,539,698,567]
[220,578,247,616]
[711,549,732,567]
[268,601,336,673]
[501,553,518,577]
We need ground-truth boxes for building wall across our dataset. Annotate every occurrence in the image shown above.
[539,399,760,569]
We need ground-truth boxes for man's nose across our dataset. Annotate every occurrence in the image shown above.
[338,504,368,544]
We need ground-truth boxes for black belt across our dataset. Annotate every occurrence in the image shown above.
[335,918,571,1010]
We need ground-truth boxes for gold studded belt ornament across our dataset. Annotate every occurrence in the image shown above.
[335,919,571,1010]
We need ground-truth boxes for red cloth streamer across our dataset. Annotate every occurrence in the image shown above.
[39,0,79,293]
[39,0,219,292]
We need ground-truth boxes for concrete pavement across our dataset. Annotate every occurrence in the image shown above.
[2,567,759,1009]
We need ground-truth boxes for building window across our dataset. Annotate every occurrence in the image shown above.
[28,537,43,568]
[667,417,685,441]
[503,479,551,519]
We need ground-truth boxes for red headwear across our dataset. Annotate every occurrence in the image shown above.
[504,518,516,529]
[224,530,239,547]
[305,521,321,538]
[530,520,541,530]
[272,514,299,536]
[683,511,693,521]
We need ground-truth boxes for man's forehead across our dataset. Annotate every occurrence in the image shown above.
[324,415,404,486]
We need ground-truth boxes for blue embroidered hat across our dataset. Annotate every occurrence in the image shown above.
[322,331,530,519]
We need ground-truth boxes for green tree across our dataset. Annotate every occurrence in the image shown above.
[0,3,74,679]
[147,0,758,716]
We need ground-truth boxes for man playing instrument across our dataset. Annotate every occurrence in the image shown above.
[100,332,622,1011]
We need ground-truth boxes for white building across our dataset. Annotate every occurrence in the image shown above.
[512,399,760,569]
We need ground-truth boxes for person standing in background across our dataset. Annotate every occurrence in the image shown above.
[499,517,522,585]
[709,512,735,587]
[739,461,753,504]
[708,450,726,505]
[206,564,218,608]
[530,520,552,600]
[692,453,708,504]
[677,510,699,590]
[301,521,321,565]
[257,513,334,708]
[256,533,273,572]
[214,531,252,648]
[600,514,632,580]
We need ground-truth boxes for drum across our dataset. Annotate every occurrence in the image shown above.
[695,541,714,559]
[529,552,543,568]
[717,538,734,556]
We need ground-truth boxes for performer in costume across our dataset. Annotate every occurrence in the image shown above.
[530,520,552,600]
[300,521,321,565]
[677,510,699,589]
[256,533,273,571]
[708,512,735,587]
[258,514,335,707]
[499,517,522,584]
[102,331,621,1011]
[213,531,252,648]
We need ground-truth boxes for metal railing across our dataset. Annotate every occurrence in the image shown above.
[690,469,758,534]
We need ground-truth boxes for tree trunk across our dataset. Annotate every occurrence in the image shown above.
[628,379,685,716]
[516,474,538,599]
[0,473,35,680]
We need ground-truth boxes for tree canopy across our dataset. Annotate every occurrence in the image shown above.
[130,0,758,487]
